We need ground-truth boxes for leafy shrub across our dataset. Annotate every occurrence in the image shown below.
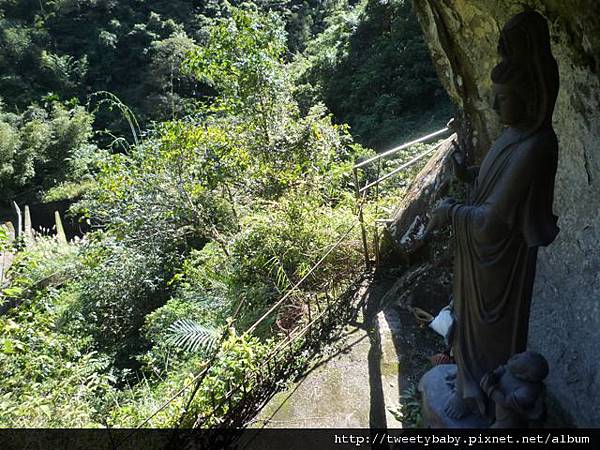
[77,119,243,254]
[76,235,179,373]
[0,237,80,304]
[140,293,227,379]
[0,241,116,427]
[179,330,272,428]
[108,330,271,428]
[42,179,96,203]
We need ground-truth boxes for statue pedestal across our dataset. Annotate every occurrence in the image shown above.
[418,364,489,428]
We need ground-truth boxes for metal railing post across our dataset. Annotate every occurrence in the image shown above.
[353,167,370,269]
[12,201,22,239]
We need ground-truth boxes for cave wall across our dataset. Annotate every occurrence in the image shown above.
[412,0,600,426]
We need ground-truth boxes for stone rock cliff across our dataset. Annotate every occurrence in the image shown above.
[412,0,600,426]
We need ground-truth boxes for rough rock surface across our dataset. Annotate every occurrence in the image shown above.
[412,0,600,426]
[383,134,455,261]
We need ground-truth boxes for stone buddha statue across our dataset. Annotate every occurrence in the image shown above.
[423,11,560,423]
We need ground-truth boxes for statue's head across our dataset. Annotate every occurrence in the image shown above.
[491,10,559,131]
[507,351,549,383]
[491,68,533,128]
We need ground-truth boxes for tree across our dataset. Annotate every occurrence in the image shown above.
[185,5,292,145]
[295,0,452,150]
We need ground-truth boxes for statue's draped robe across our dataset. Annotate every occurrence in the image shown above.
[450,125,559,414]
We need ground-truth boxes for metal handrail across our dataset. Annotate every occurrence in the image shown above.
[352,127,449,170]
[123,216,364,435]
[245,220,357,335]
[190,256,367,429]
[186,126,454,428]
[359,140,445,194]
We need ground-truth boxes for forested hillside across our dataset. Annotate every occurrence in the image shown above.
[0,1,346,128]
[0,0,450,427]
[0,0,449,205]
[294,0,451,148]
[0,0,343,202]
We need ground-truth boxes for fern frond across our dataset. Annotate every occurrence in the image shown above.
[166,319,222,353]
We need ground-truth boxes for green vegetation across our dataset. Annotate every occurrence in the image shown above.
[0,0,449,427]
[0,0,350,152]
[0,100,99,199]
[294,0,452,149]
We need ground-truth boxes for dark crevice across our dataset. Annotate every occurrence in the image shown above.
[583,147,593,185]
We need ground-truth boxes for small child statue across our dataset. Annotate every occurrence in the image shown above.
[480,351,549,428]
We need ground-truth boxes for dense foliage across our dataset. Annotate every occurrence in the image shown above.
[0,100,98,199]
[0,0,448,205]
[294,0,452,149]
[0,0,345,136]
[0,0,450,427]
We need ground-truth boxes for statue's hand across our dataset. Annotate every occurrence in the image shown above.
[481,370,501,397]
[424,197,457,236]
[493,365,507,378]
